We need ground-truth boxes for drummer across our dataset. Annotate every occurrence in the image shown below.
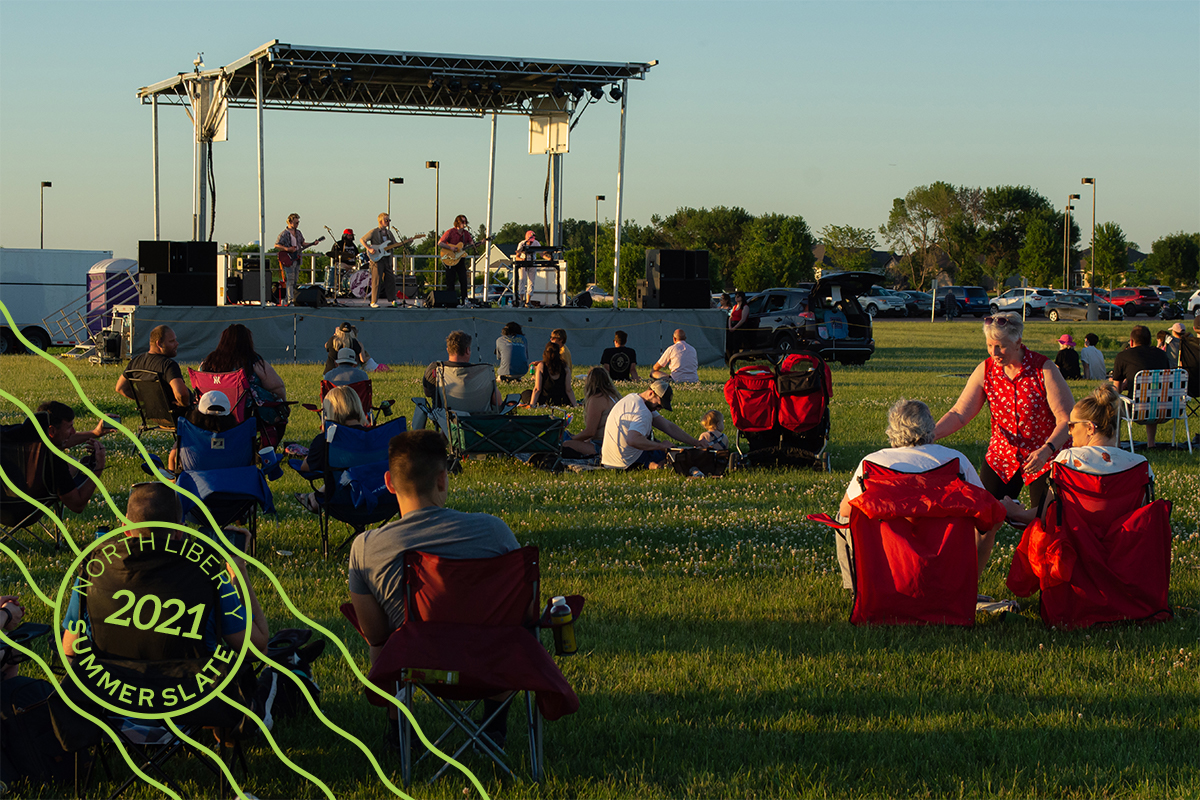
[326,229,359,299]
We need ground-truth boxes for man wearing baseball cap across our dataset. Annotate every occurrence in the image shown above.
[1164,322,1187,368]
[168,390,239,471]
[327,229,359,304]
[1054,333,1081,380]
[601,379,707,469]
[323,347,370,386]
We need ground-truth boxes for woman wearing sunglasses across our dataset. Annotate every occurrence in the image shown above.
[933,312,1074,561]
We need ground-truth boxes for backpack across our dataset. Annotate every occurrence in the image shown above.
[252,629,326,730]
[0,676,97,787]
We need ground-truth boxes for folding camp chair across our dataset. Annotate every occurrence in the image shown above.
[342,546,581,786]
[173,417,273,556]
[809,460,1006,626]
[412,361,518,436]
[1007,460,1172,629]
[302,379,395,428]
[125,368,178,440]
[447,413,565,471]
[188,368,252,424]
[0,418,66,550]
[304,417,406,558]
[1118,368,1191,453]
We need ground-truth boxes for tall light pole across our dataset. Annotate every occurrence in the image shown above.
[1064,193,1079,289]
[594,195,606,284]
[387,177,403,217]
[39,181,52,248]
[425,161,439,236]
[1082,178,1096,318]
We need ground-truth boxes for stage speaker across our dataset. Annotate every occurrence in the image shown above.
[658,278,711,309]
[636,279,659,309]
[138,240,171,274]
[138,273,217,307]
[137,241,218,274]
[569,290,593,308]
[397,275,424,299]
[685,250,709,282]
[294,285,326,308]
[425,289,458,308]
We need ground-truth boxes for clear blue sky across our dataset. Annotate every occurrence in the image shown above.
[1,1,1197,261]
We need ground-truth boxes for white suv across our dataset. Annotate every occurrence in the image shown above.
[857,285,907,317]
[990,287,1055,315]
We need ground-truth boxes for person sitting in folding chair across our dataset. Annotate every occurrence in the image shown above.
[114,324,191,416]
[15,402,109,516]
[413,331,502,432]
[167,390,240,472]
[324,348,370,387]
[836,398,1001,586]
[1111,325,1170,448]
[295,386,369,514]
[349,431,520,750]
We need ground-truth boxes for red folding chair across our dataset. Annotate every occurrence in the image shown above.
[188,368,252,424]
[1006,461,1172,629]
[342,546,581,786]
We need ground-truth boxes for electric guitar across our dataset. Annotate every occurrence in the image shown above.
[438,235,492,268]
[278,236,325,269]
[366,234,426,263]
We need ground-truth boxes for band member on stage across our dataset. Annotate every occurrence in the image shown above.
[360,213,399,308]
[274,213,317,306]
[438,214,475,306]
[514,229,540,260]
[326,229,359,302]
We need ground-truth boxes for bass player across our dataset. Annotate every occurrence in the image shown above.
[275,213,323,306]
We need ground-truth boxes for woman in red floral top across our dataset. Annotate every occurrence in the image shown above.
[934,312,1074,566]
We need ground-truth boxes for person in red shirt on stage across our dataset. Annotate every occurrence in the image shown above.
[438,214,476,306]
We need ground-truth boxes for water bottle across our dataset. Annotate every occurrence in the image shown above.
[549,596,577,656]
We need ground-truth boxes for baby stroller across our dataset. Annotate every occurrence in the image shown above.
[724,349,831,469]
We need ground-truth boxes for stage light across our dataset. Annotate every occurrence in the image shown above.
[609,85,622,101]
[552,82,566,98]
[448,78,462,91]
[589,86,604,100]
[468,79,482,92]
[489,81,503,93]
[319,70,332,87]
[298,72,311,86]
[428,76,442,90]
[274,69,289,85]
[569,85,584,100]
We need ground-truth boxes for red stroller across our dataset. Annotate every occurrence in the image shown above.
[724,350,831,468]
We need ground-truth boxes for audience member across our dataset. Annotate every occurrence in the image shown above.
[168,390,241,472]
[295,386,368,513]
[1054,334,1082,380]
[527,342,576,407]
[114,324,191,413]
[495,322,529,383]
[652,329,700,383]
[727,292,752,361]
[841,398,998,582]
[1111,324,1171,448]
[324,348,370,386]
[1155,330,1168,350]
[348,431,520,746]
[200,323,288,402]
[563,368,621,457]
[934,312,1073,513]
[1165,322,1186,367]
[1080,333,1106,380]
[551,329,573,377]
[601,380,706,470]
[324,322,382,374]
[600,330,639,382]
[698,410,728,451]
[415,331,501,430]
[33,401,107,514]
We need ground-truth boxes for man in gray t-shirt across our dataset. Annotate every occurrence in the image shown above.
[348,431,519,658]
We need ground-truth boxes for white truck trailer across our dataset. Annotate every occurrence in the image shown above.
[0,247,112,353]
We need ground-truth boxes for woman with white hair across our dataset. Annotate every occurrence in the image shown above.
[295,386,368,513]
[836,398,998,583]
[934,312,1073,515]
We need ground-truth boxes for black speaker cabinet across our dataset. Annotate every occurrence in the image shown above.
[138,273,217,307]
[138,240,171,274]
[658,278,711,309]
[425,289,458,308]
[646,249,710,289]
[570,290,593,308]
[294,285,326,308]
[137,241,218,275]
[636,279,659,309]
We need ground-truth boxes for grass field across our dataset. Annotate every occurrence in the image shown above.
[2,317,1197,799]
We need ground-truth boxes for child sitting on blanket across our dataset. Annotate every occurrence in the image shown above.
[698,410,729,451]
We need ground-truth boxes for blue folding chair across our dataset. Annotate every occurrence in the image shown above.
[174,417,274,556]
[314,417,406,558]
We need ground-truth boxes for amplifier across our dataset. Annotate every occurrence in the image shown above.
[425,289,458,308]
[294,285,326,308]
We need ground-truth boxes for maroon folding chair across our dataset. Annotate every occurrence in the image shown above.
[188,368,252,424]
[341,546,581,786]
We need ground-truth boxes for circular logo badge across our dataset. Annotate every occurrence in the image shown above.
[55,526,251,719]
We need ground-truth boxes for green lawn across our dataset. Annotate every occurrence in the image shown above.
[2,317,1197,799]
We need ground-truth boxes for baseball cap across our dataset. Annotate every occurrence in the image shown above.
[198,390,231,416]
[1057,334,1075,346]
[343,228,354,236]
[335,347,358,365]
[1170,322,1185,335]
[525,230,536,238]
[648,379,673,411]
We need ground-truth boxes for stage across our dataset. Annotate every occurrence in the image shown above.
[130,305,729,368]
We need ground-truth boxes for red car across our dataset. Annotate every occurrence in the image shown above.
[1106,287,1162,317]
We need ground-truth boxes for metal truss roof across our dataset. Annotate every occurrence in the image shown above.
[137,40,654,118]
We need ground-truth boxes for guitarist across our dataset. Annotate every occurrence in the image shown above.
[360,212,399,308]
[437,214,476,306]
[274,213,320,306]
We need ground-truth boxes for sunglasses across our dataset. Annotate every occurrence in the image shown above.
[983,316,1012,327]
[1067,420,1092,430]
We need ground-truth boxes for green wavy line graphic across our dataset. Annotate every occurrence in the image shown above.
[218,693,337,800]
[166,718,246,796]
[0,540,56,607]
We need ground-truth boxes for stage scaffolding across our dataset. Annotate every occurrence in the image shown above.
[137,40,654,306]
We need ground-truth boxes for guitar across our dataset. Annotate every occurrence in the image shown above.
[365,233,427,263]
[278,236,325,269]
[438,235,493,268]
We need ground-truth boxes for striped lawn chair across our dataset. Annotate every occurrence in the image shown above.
[1119,368,1191,453]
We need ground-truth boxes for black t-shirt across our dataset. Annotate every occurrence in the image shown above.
[124,352,184,407]
[1054,348,1081,380]
[1111,346,1170,395]
[600,346,637,381]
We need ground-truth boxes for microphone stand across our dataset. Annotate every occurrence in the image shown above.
[323,225,341,306]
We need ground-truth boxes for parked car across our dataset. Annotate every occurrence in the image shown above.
[584,283,614,304]
[1044,292,1124,322]
[990,287,1056,316]
[736,272,876,365]
[934,285,990,317]
[857,285,907,317]
[1147,285,1176,303]
[897,290,934,315]
[1107,287,1162,317]
[1189,289,1200,313]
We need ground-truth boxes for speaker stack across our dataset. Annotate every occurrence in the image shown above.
[137,241,218,306]
[643,249,710,309]
[425,289,458,308]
